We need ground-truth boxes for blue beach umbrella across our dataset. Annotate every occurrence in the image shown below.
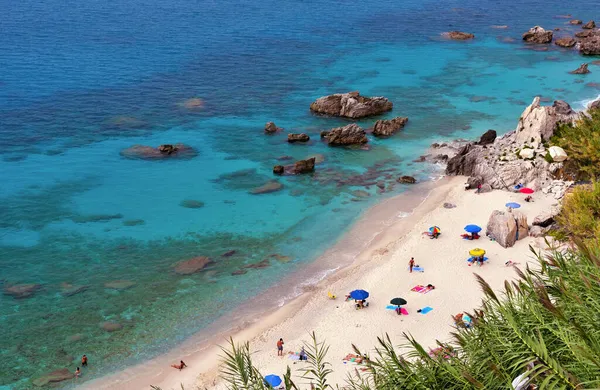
[464,224,482,233]
[349,289,369,300]
[505,202,521,209]
[264,374,282,388]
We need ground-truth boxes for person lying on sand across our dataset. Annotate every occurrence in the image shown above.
[171,360,187,370]
[505,260,520,267]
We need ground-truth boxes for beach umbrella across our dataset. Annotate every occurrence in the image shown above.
[390,297,407,306]
[264,375,282,388]
[469,248,486,257]
[464,224,482,233]
[350,289,369,300]
[429,226,440,234]
[505,202,521,208]
[519,188,534,194]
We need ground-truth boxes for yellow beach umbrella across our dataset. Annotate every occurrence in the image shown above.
[469,248,486,257]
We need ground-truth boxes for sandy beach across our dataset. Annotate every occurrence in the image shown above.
[81,176,560,390]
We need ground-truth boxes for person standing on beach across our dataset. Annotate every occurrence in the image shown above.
[476,183,482,194]
[277,338,284,356]
[81,355,88,367]
[409,257,415,273]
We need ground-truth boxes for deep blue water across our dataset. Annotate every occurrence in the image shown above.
[0,0,599,387]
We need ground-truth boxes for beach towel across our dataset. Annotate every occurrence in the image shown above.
[411,285,425,292]
[400,307,409,315]
[288,355,300,361]
[419,306,433,314]
[422,286,435,294]
[385,305,409,315]
[412,266,424,272]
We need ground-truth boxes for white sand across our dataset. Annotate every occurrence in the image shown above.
[83,177,560,390]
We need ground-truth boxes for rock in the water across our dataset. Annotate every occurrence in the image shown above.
[61,283,89,297]
[32,368,74,387]
[120,144,197,160]
[231,269,247,276]
[555,37,576,47]
[249,180,284,194]
[3,283,41,299]
[446,31,475,40]
[173,256,213,275]
[293,157,315,174]
[548,146,568,162]
[180,98,204,109]
[305,154,325,164]
[310,91,393,119]
[372,117,408,136]
[104,280,136,290]
[575,30,599,39]
[397,175,417,184]
[569,63,590,74]
[579,37,600,55]
[265,122,280,134]
[570,19,583,25]
[122,219,145,226]
[443,202,456,209]
[100,321,123,332]
[522,26,553,43]
[486,210,528,248]
[222,250,237,257]
[583,20,596,29]
[321,124,367,145]
[478,129,497,145]
[519,148,535,159]
[287,133,310,143]
[273,165,284,175]
[533,211,556,227]
[179,199,205,209]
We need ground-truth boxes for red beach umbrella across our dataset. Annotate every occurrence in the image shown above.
[519,188,534,194]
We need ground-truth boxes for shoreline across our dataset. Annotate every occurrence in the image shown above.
[79,176,460,390]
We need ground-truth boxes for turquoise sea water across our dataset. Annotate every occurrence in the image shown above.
[1,0,599,387]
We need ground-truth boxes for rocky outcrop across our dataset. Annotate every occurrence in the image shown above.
[310,91,393,119]
[478,129,497,145]
[249,180,284,194]
[522,26,553,43]
[446,31,475,40]
[579,38,600,55]
[120,144,197,160]
[575,30,599,39]
[321,124,368,145]
[173,256,213,274]
[273,165,284,175]
[583,20,596,29]
[533,211,557,228]
[294,157,315,174]
[515,97,574,146]
[372,117,408,136]
[287,133,310,143]
[265,122,280,134]
[397,175,416,184]
[273,158,316,175]
[32,368,74,387]
[570,19,583,25]
[555,37,576,47]
[569,63,590,74]
[486,210,528,248]
[3,283,41,299]
[553,100,574,116]
[589,99,600,111]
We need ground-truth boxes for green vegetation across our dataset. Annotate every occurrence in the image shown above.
[556,182,600,246]
[551,108,600,179]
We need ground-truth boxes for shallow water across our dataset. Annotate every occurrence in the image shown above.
[0,0,599,387]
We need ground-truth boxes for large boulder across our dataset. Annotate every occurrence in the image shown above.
[310,91,393,119]
[32,368,74,387]
[589,99,600,111]
[522,26,553,43]
[467,175,484,189]
[446,31,475,40]
[515,97,561,146]
[548,146,568,162]
[397,175,417,184]
[553,100,574,116]
[372,117,408,136]
[120,144,197,160]
[478,129,497,145]
[265,122,280,134]
[294,157,316,174]
[486,210,528,248]
[173,256,213,274]
[287,133,310,143]
[580,37,600,55]
[555,37,576,48]
[569,63,590,74]
[575,30,599,39]
[519,148,535,159]
[273,165,284,175]
[3,283,41,299]
[533,211,556,227]
[321,124,368,145]
[583,20,596,29]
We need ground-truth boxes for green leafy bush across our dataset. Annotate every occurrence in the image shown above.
[556,181,600,246]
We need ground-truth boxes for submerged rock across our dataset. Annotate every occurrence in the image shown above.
[120,144,197,160]
[179,199,205,209]
[222,250,237,257]
[583,20,596,29]
[104,280,136,290]
[106,116,147,129]
[446,31,475,40]
[61,283,90,297]
[264,121,280,134]
[100,321,123,332]
[180,98,204,109]
[569,63,590,74]
[522,26,553,43]
[310,91,393,118]
[32,368,74,387]
[321,124,368,145]
[71,213,123,223]
[173,256,213,275]
[249,180,284,194]
[555,37,576,47]
[287,133,310,143]
[122,219,145,226]
[244,259,270,269]
[3,283,42,299]
[570,19,583,25]
[372,117,408,136]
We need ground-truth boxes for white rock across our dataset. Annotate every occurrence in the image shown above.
[548,146,568,162]
[519,148,535,159]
